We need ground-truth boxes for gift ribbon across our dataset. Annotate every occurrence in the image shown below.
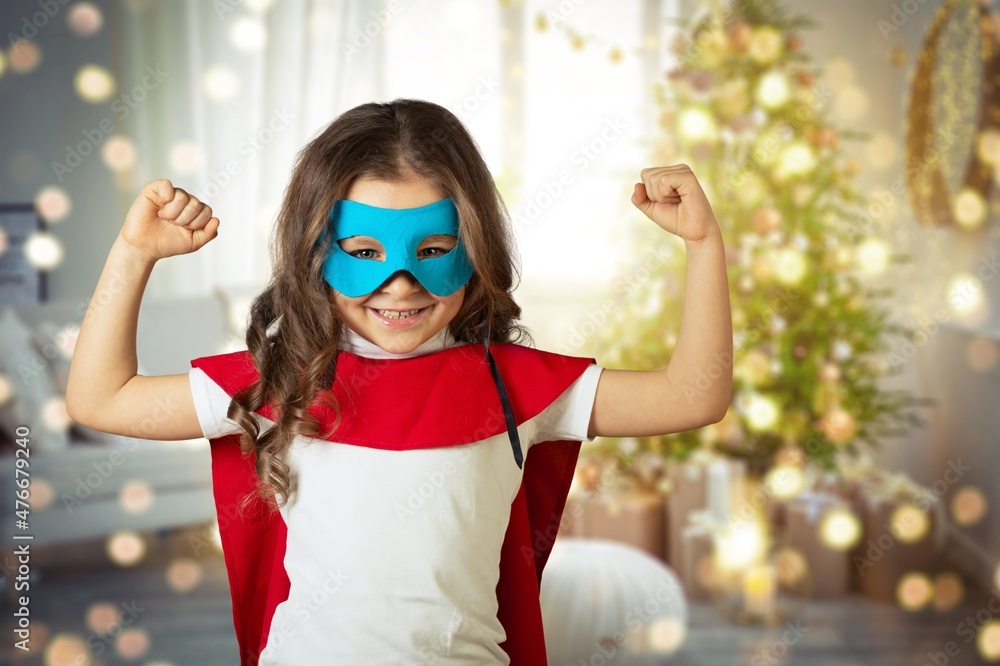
[671,451,746,518]
[680,449,716,482]
[835,451,885,486]
[791,489,846,526]
[681,508,726,542]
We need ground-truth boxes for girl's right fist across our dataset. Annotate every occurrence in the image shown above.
[120,179,220,261]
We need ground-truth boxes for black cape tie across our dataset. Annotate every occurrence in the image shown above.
[481,325,523,469]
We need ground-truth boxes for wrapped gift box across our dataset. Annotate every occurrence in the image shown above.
[813,471,868,593]
[561,490,666,560]
[678,512,717,601]
[855,473,944,603]
[782,491,853,598]
[666,462,708,569]
[665,454,746,570]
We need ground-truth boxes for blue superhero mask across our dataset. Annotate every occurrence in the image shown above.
[321,197,475,298]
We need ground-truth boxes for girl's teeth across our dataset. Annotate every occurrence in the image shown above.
[376,308,423,319]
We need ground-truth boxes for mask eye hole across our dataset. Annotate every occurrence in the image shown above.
[338,236,385,261]
[418,234,457,260]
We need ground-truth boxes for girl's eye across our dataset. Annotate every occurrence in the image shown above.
[349,249,379,260]
[419,247,452,258]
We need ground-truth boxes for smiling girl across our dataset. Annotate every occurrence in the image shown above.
[66,98,732,665]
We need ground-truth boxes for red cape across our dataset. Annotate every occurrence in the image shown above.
[191,342,596,665]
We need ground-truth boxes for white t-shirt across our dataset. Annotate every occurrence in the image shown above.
[188,325,603,665]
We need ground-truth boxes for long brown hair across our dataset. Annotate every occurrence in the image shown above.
[227,98,533,515]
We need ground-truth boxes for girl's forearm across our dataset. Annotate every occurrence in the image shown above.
[66,234,157,419]
[665,231,734,420]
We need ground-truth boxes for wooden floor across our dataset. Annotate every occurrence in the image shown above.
[3,529,998,665]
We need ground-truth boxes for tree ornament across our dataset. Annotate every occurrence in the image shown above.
[749,26,784,64]
[751,205,783,235]
[819,361,841,383]
[818,405,856,444]
[727,22,753,51]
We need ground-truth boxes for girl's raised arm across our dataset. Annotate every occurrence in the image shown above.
[588,165,734,438]
[66,179,220,441]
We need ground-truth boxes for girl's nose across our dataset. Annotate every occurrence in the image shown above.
[378,270,425,294]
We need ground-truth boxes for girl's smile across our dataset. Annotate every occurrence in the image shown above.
[368,303,431,325]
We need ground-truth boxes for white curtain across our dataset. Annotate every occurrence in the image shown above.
[114,0,385,299]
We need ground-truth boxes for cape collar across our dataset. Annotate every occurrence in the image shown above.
[337,324,464,359]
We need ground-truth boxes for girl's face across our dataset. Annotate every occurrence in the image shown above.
[331,175,466,354]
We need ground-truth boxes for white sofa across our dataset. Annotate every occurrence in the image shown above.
[0,290,246,553]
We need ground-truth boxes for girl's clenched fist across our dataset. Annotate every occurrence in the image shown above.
[120,179,220,261]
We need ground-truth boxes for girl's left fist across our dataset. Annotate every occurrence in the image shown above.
[632,165,721,244]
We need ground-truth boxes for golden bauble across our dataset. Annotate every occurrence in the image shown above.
[773,247,808,286]
[716,78,750,117]
[690,70,714,93]
[808,125,838,149]
[694,26,729,68]
[727,22,753,51]
[775,445,806,467]
[819,405,856,444]
[749,26,783,65]
[752,205,783,235]
[819,362,842,383]
[752,256,776,283]
[825,244,853,269]
[791,183,815,206]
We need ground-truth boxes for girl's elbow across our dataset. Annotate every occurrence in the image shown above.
[65,390,82,423]
[704,385,732,424]
[703,405,727,426]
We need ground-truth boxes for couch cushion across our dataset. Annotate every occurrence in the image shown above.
[0,306,70,453]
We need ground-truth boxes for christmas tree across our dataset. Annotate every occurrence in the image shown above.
[576,0,932,477]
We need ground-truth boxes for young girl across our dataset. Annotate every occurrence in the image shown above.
[66,98,732,665]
